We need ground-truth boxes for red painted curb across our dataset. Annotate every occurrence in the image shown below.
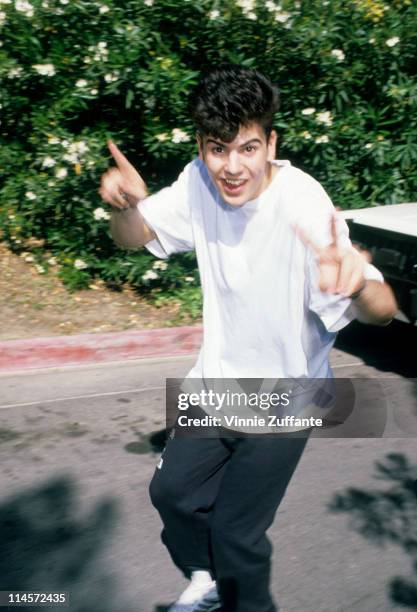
[0,326,203,373]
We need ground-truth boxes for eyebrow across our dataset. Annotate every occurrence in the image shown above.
[206,138,263,148]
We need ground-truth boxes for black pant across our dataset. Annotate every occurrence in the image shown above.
[149,433,309,612]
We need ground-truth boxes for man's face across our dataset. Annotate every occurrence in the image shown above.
[198,123,277,207]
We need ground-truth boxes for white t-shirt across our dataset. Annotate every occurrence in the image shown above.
[138,159,383,379]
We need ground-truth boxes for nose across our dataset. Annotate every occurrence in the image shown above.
[225,151,243,175]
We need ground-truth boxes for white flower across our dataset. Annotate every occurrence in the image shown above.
[331,49,345,61]
[144,0,154,5]
[301,130,312,140]
[74,258,88,270]
[316,111,333,126]
[48,257,57,266]
[386,36,400,47]
[247,11,257,19]
[0,1,12,5]
[8,67,23,78]
[48,135,60,145]
[236,0,255,16]
[369,37,376,44]
[25,191,37,200]
[265,1,281,11]
[24,254,34,262]
[315,135,329,144]
[63,152,77,163]
[156,132,169,142]
[104,72,118,83]
[93,207,110,221]
[171,128,190,143]
[99,3,109,12]
[42,156,56,168]
[153,260,168,270]
[55,167,68,179]
[76,79,88,88]
[0,10,7,24]
[69,141,89,155]
[41,0,48,7]
[364,143,373,149]
[142,270,158,281]
[87,41,109,62]
[301,107,316,116]
[184,276,194,283]
[275,11,290,23]
[90,88,98,95]
[35,264,46,274]
[15,0,34,17]
[77,142,89,154]
[61,139,69,148]
[209,9,220,19]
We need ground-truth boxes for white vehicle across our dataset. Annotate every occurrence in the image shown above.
[342,203,417,324]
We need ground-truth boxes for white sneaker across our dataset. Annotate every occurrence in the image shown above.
[169,571,221,611]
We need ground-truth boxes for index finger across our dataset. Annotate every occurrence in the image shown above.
[107,140,134,172]
[330,213,338,247]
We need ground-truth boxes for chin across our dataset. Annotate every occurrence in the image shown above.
[219,188,252,207]
[223,197,246,207]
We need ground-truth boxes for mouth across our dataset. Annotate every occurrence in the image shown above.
[221,178,247,196]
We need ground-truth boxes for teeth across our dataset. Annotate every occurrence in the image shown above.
[225,179,245,186]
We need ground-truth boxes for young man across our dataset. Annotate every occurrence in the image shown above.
[100,66,397,612]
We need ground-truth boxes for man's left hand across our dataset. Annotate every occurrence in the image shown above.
[296,214,370,298]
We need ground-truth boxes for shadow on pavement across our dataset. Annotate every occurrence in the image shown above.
[124,429,167,455]
[329,453,417,609]
[149,429,168,452]
[336,320,417,377]
[0,475,137,612]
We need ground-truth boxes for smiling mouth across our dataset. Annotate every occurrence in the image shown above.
[223,178,246,185]
[221,178,247,193]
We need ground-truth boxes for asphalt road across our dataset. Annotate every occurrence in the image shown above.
[0,321,416,612]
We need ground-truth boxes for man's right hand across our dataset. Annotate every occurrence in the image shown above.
[99,140,148,210]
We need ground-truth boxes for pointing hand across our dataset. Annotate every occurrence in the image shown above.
[99,140,148,210]
[297,214,369,298]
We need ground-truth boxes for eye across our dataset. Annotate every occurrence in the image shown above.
[245,145,257,153]
[211,146,224,154]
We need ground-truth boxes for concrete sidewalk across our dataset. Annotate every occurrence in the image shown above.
[0,326,203,373]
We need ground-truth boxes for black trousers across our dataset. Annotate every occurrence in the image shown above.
[149,432,309,612]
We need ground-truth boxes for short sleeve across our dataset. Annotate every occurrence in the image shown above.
[137,162,195,259]
[293,178,384,332]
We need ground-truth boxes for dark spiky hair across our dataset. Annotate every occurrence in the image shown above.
[190,64,280,142]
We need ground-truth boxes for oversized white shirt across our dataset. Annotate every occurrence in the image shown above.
[138,159,383,379]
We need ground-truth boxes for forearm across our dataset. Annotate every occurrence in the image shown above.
[110,205,155,249]
[351,280,397,326]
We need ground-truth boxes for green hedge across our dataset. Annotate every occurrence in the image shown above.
[0,0,416,300]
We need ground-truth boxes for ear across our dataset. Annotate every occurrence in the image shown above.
[267,130,277,161]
